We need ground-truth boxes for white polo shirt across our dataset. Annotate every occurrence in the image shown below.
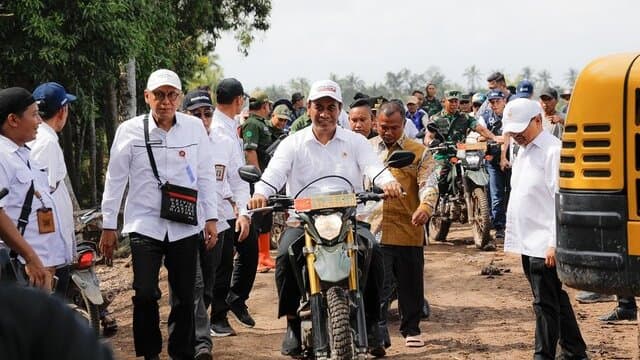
[504,130,560,259]
[28,122,76,258]
[255,126,395,199]
[210,109,251,220]
[101,112,218,242]
[0,135,70,267]
[208,130,233,233]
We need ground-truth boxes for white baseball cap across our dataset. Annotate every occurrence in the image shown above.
[502,98,543,134]
[308,80,342,104]
[146,69,182,91]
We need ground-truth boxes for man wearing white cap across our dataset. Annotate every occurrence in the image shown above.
[100,69,218,360]
[502,98,587,360]
[248,79,403,357]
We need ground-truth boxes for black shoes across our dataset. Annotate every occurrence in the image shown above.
[281,318,302,357]
[421,298,430,320]
[229,301,256,328]
[194,349,213,360]
[599,307,637,322]
[210,317,237,337]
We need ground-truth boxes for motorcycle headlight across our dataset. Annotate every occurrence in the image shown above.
[314,213,343,240]
[465,154,480,167]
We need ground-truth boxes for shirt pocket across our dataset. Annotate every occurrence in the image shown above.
[15,168,32,185]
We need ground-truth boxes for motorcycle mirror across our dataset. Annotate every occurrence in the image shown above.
[386,150,415,169]
[238,165,280,193]
[238,165,262,184]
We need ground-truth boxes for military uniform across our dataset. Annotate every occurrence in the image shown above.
[421,97,442,117]
[288,113,311,134]
[427,108,478,193]
[242,113,273,171]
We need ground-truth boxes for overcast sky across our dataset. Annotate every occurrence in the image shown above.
[214,0,640,92]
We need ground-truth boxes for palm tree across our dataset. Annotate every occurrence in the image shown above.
[384,71,404,97]
[565,68,578,88]
[536,70,552,89]
[520,67,534,82]
[288,77,311,95]
[185,53,223,92]
[463,65,482,92]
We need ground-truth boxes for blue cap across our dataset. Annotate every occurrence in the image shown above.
[515,80,534,98]
[32,82,77,116]
[487,89,505,100]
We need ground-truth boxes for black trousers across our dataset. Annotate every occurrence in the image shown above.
[130,232,199,359]
[274,225,383,324]
[379,245,424,340]
[521,255,587,360]
[618,296,637,310]
[211,218,258,321]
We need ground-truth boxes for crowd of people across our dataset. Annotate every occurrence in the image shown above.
[0,67,630,360]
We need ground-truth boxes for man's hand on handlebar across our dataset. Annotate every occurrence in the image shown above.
[248,194,268,210]
[382,181,403,199]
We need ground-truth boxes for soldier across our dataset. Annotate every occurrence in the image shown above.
[268,104,291,142]
[242,91,276,273]
[459,93,473,114]
[426,90,496,194]
[421,83,442,117]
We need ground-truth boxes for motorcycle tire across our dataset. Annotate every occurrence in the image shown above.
[326,287,353,360]
[471,187,492,249]
[428,216,451,242]
[68,284,101,336]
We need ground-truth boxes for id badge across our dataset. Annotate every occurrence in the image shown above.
[36,207,56,234]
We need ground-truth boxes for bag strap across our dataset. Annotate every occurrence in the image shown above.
[11,180,35,259]
[143,114,163,187]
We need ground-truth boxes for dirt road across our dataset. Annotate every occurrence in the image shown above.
[101,225,637,359]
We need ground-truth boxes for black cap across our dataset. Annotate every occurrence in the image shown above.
[350,98,371,109]
[291,92,304,103]
[216,78,246,103]
[540,87,558,100]
[353,92,369,100]
[0,87,35,127]
[182,90,213,111]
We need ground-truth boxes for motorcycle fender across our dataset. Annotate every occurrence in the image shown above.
[71,269,104,305]
[466,170,489,186]
[313,243,351,283]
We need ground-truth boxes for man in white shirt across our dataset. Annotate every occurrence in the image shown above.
[29,82,77,296]
[0,87,53,290]
[502,98,587,360]
[208,78,256,337]
[99,69,218,360]
[248,80,403,357]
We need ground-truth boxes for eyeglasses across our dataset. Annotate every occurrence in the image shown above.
[152,90,181,102]
[191,110,213,118]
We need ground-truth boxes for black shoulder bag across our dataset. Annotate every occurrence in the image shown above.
[143,115,199,225]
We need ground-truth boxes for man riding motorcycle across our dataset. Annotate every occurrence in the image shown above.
[425,90,498,194]
[247,80,402,357]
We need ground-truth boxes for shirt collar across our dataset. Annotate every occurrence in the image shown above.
[147,112,180,132]
[40,121,58,140]
[375,134,407,151]
[0,134,21,153]
[212,109,239,132]
[302,125,350,145]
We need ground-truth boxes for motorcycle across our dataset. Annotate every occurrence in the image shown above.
[239,150,415,360]
[427,136,498,249]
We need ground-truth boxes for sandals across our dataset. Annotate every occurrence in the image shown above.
[405,335,425,348]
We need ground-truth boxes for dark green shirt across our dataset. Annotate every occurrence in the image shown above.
[289,113,311,134]
[421,97,442,117]
[242,113,273,170]
[428,110,477,160]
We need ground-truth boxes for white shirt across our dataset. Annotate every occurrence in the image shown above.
[255,126,395,199]
[338,109,350,130]
[504,130,560,258]
[211,109,251,219]
[0,135,70,266]
[404,118,419,139]
[101,112,218,242]
[28,122,76,258]
[207,130,233,233]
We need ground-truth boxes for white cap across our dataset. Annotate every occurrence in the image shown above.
[503,98,543,133]
[146,69,181,91]
[308,80,342,103]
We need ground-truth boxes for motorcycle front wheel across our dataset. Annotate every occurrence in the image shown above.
[326,287,353,360]
[67,283,101,336]
[471,187,492,249]
[428,215,451,242]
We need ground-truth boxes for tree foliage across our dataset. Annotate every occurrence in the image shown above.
[0,0,271,207]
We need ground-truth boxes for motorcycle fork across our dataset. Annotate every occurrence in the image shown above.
[461,172,475,221]
[304,229,329,357]
[347,229,368,354]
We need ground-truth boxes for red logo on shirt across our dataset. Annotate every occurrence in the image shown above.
[178,150,186,157]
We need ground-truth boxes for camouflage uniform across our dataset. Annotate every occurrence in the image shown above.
[288,113,311,134]
[421,97,442,117]
[427,108,478,193]
[241,113,273,171]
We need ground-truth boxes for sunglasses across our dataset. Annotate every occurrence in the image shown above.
[152,90,181,102]
[191,110,213,118]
